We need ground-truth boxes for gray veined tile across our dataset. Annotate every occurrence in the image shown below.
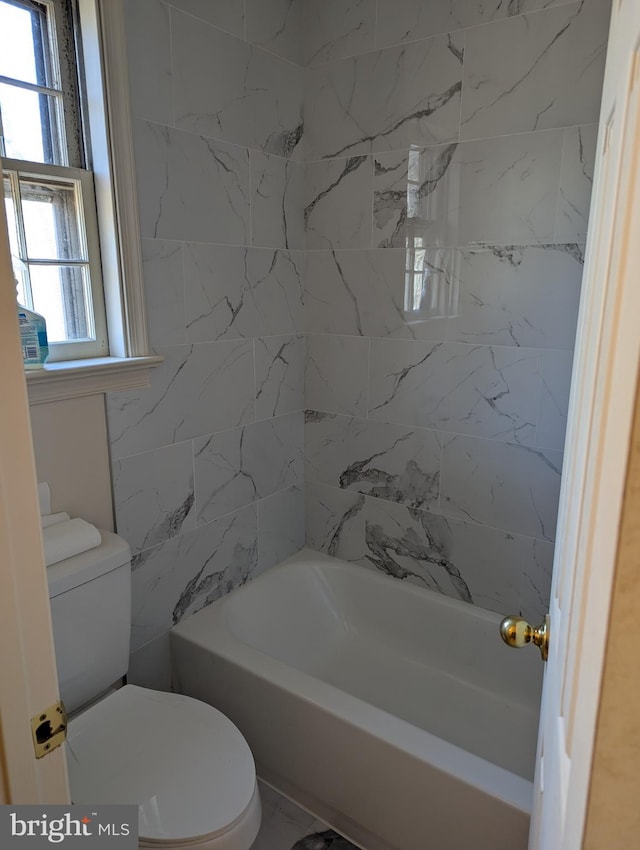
[457,131,565,246]
[376,0,569,49]
[555,124,599,244]
[257,485,305,573]
[106,340,255,459]
[304,0,376,67]
[305,482,367,562]
[171,10,303,158]
[304,248,453,340]
[255,335,305,420]
[251,151,305,250]
[130,505,257,652]
[518,538,555,625]
[460,0,610,140]
[305,156,373,249]
[133,120,250,244]
[184,246,303,342]
[194,412,304,524]
[373,144,460,249]
[112,442,195,554]
[165,0,245,37]
[305,33,463,160]
[440,434,563,541]
[305,412,441,511]
[536,348,575,451]
[246,0,304,65]
[305,334,369,417]
[124,0,172,124]
[448,243,584,349]
[141,239,186,350]
[368,339,541,443]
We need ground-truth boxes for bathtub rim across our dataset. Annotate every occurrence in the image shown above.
[170,547,536,817]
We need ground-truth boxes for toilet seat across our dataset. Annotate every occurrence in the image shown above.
[66,685,260,847]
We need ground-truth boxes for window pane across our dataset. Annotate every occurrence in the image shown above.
[30,264,93,342]
[21,178,85,261]
[0,1,49,86]
[0,82,63,163]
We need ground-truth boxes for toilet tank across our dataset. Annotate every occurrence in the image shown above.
[47,531,132,714]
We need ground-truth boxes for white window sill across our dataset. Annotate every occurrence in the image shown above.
[26,355,163,405]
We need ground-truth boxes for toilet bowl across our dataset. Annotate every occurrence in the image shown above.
[47,531,261,849]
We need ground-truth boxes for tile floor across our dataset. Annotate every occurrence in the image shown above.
[252,781,358,850]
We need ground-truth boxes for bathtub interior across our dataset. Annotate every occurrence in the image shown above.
[222,551,543,781]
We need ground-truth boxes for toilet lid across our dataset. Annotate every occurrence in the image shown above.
[67,685,257,842]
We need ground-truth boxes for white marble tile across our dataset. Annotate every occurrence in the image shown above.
[368,339,541,443]
[134,120,250,244]
[376,0,568,49]
[305,248,452,340]
[461,0,609,140]
[440,435,563,540]
[373,144,460,248]
[113,441,195,553]
[251,152,305,249]
[305,481,367,562]
[194,412,304,524]
[305,156,373,250]
[305,334,369,417]
[364,496,554,615]
[172,10,303,158]
[305,33,462,160]
[130,505,257,652]
[165,0,244,38]
[518,538,554,624]
[555,124,599,244]
[107,340,255,459]
[536,348,574,451]
[246,0,304,65]
[257,485,305,573]
[183,246,303,342]
[252,782,318,850]
[305,411,441,511]
[128,633,172,692]
[141,239,186,350]
[456,131,565,246]
[448,243,583,348]
[255,335,305,419]
[303,0,376,66]
[125,0,172,124]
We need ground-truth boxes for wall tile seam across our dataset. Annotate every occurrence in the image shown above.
[162,0,306,70]
[110,410,304,463]
[303,407,566,455]
[302,240,587,253]
[132,116,303,164]
[193,483,304,531]
[302,123,599,165]
[300,0,587,68]
[303,332,577,354]
[306,480,557,546]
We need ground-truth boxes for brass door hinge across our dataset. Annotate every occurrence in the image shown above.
[31,701,67,758]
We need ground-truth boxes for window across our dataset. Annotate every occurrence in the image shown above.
[1,0,109,360]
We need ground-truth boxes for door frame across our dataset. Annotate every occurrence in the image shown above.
[0,173,69,803]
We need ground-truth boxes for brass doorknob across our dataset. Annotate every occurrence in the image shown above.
[500,614,549,662]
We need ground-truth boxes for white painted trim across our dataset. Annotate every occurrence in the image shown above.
[0,167,69,803]
[25,355,163,404]
[78,0,150,360]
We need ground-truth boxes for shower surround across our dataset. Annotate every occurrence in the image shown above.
[107,0,610,686]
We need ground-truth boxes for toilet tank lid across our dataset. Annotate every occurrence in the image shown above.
[47,530,130,598]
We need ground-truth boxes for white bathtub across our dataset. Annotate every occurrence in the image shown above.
[170,548,542,850]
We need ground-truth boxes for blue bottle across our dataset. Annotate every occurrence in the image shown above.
[16,290,49,369]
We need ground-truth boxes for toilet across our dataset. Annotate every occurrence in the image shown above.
[46,530,261,849]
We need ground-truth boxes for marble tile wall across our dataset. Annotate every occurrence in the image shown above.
[111,0,305,686]
[303,0,611,623]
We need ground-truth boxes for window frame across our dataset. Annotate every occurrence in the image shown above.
[0,0,160,403]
